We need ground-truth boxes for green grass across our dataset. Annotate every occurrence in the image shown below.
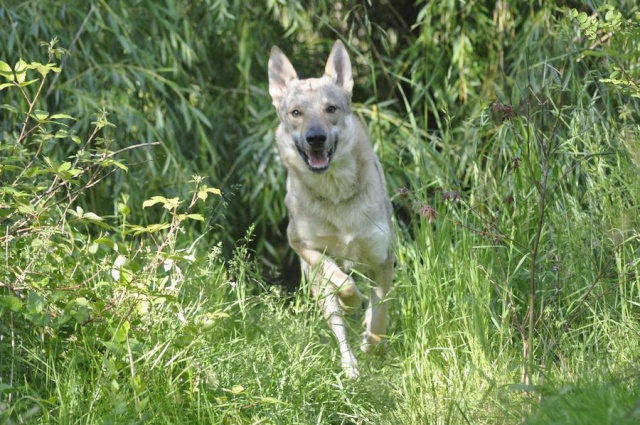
[2,1,640,424]
[2,209,638,423]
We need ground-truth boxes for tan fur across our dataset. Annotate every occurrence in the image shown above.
[268,40,394,378]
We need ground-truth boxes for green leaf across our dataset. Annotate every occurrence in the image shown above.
[32,110,50,122]
[75,297,90,306]
[50,113,75,120]
[18,78,39,88]
[576,13,589,24]
[225,385,245,395]
[0,188,28,197]
[256,396,284,405]
[128,223,172,235]
[101,341,124,353]
[1,296,24,312]
[197,185,222,200]
[582,50,606,57]
[95,237,116,249]
[201,311,230,329]
[44,156,58,171]
[83,212,104,221]
[67,207,80,218]
[27,62,61,77]
[99,158,129,172]
[142,196,168,208]
[26,291,44,314]
[162,197,181,210]
[27,61,46,76]
[0,104,18,113]
[186,213,205,221]
[118,203,130,215]
[142,196,181,211]
[17,203,36,215]
[14,59,27,83]
[111,255,131,281]
[0,61,12,80]
[112,321,130,343]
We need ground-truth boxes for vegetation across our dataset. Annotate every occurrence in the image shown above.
[1,0,639,423]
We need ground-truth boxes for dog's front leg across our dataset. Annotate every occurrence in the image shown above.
[299,252,361,378]
[361,256,394,355]
[311,271,360,378]
[296,247,363,311]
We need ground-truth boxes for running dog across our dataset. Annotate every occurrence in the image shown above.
[268,40,394,378]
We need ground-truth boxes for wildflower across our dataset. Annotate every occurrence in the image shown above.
[417,204,436,223]
[442,190,461,202]
[508,157,521,172]
[490,100,516,122]
[396,187,411,200]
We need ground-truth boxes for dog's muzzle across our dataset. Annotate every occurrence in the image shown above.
[296,128,337,173]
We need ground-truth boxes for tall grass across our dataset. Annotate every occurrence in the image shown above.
[1,1,639,424]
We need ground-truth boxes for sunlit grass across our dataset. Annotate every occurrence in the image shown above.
[2,1,640,424]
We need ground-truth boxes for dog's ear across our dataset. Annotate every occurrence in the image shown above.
[324,40,353,94]
[269,46,298,109]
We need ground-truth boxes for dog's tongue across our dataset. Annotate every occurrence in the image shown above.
[308,150,329,168]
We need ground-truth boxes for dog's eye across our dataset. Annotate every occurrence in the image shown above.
[326,106,337,113]
[291,109,302,117]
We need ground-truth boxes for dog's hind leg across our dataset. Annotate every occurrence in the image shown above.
[303,260,360,378]
[361,256,393,355]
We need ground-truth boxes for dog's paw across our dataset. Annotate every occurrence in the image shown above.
[338,349,360,379]
[361,332,388,356]
[342,360,360,379]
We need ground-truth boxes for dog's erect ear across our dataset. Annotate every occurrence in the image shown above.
[268,46,298,109]
[324,40,353,94]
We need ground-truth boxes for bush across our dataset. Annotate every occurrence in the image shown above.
[0,41,231,422]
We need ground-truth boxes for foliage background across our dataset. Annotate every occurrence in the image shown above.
[1,0,639,423]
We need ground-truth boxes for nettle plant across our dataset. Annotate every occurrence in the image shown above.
[0,41,221,352]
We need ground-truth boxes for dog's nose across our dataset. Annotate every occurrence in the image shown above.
[306,129,327,148]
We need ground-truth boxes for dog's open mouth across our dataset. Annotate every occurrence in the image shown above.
[297,145,335,173]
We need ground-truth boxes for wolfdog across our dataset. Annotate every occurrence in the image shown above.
[268,40,394,378]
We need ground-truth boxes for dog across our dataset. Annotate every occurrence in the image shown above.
[268,40,394,378]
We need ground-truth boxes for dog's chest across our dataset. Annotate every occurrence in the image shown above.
[328,226,389,269]
[285,154,392,267]
[302,158,359,203]
[304,197,391,267]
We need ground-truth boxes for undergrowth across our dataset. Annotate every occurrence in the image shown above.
[1,2,639,424]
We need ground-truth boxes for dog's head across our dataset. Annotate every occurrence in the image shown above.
[268,40,354,174]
